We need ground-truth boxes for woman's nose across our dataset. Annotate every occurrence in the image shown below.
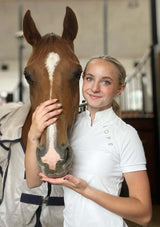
[91,82,100,92]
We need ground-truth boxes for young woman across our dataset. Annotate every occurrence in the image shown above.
[25,56,152,227]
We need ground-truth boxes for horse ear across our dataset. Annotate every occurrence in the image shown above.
[23,10,41,46]
[62,7,78,47]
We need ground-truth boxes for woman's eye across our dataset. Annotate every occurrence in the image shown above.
[86,77,93,82]
[103,80,111,85]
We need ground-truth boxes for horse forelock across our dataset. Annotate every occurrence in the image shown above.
[41,33,57,42]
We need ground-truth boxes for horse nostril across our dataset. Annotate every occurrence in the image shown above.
[61,143,69,149]
[64,146,71,161]
[60,144,70,160]
[59,144,73,164]
[63,145,73,174]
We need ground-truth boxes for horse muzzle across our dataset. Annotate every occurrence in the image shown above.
[36,143,73,178]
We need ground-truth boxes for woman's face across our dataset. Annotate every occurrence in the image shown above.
[82,59,124,112]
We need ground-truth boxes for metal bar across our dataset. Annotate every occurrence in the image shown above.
[150,0,158,45]
[150,0,160,203]
[103,0,108,54]
[126,48,151,83]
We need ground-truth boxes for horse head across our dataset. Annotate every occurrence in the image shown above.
[22,7,82,177]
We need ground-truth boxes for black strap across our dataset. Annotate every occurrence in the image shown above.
[0,166,3,176]
[35,206,42,227]
[0,147,11,204]
[47,182,51,197]
[20,193,64,206]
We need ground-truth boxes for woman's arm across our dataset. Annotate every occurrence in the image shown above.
[25,131,41,188]
[84,170,152,226]
[25,99,62,188]
[39,170,152,226]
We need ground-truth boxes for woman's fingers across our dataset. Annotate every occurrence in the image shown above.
[39,99,58,108]
[35,99,61,116]
[39,173,64,184]
[29,99,63,140]
[63,175,80,185]
[39,173,84,190]
[33,99,63,125]
[43,117,58,127]
[34,99,57,116]
[43,108,62,121]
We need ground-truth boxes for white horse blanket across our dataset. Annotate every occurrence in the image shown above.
[0,102,64,227]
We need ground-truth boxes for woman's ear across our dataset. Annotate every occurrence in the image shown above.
[116,83,126,96]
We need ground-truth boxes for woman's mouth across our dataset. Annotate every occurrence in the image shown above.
[89,94,101,99]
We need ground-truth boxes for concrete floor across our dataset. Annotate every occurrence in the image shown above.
[126,205,160,227]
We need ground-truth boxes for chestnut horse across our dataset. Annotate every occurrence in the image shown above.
[22,7,82,178]
[0,7,81,227]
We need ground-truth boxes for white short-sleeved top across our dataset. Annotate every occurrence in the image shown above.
[63,107,146,227]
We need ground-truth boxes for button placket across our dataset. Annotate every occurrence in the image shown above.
[103,125,113,146]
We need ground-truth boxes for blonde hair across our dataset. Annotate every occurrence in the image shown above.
[83,55,126,117]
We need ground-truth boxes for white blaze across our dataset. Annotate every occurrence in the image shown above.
[45,52,60,98]
[42,52,61,170]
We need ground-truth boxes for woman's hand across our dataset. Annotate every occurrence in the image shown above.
[25,99,63,188]
[39,173,88,195]
[28,99,62,141]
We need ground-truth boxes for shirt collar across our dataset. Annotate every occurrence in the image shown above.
[85,107,117,126]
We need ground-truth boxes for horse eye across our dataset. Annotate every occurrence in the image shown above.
[73,70,82,80]
[24,71,34,84]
